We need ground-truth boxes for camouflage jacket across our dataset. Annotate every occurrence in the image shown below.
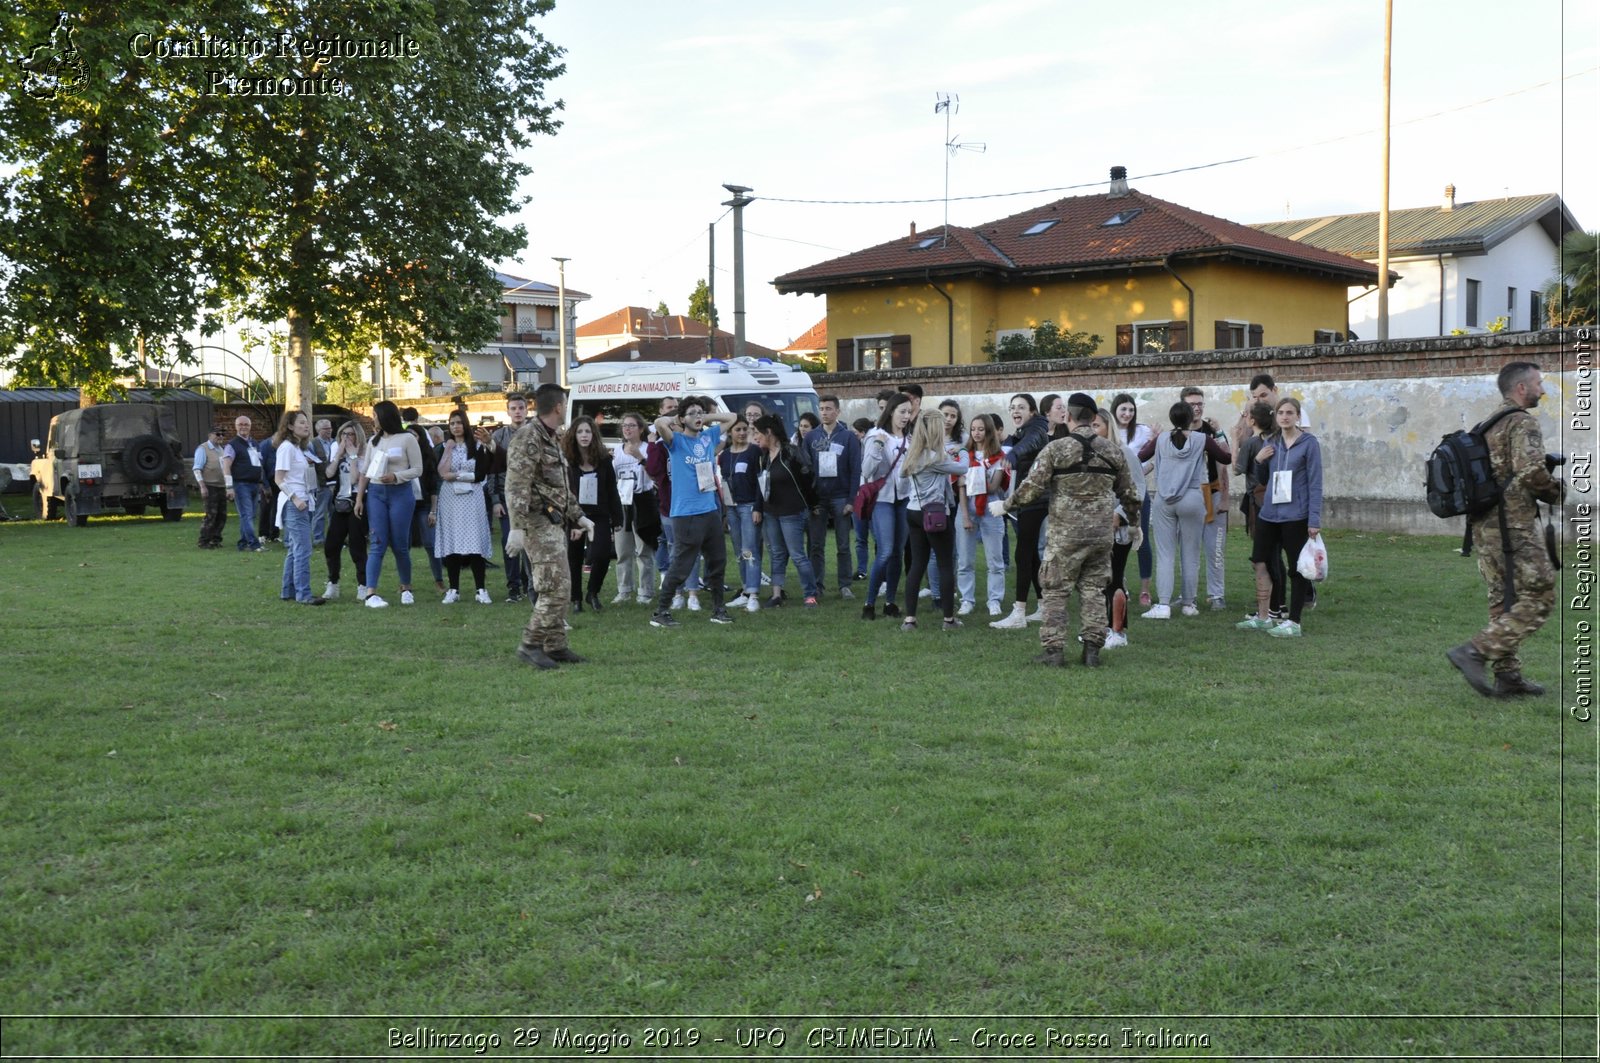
[1009,429,1141,539]
[1477,399,1565,528]
[505,416,580,530]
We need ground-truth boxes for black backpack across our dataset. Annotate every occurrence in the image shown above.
[1425,408,1518,520]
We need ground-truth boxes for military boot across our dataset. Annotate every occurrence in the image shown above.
[1082,643,1101,668]
[547,648,587,664]
[1034,649,1067,668]
[516,644,559,670]
[1446,642,1493,697]
[1494,671,1546,697]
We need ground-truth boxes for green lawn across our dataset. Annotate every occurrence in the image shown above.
[1,510,1594,1058]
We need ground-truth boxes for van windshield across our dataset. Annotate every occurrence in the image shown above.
[720,393,819,437]
[572,392,818,442]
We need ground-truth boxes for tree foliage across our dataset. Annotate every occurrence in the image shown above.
[687,278,717,327]
[1540,229,1598,327]
[983,320,1102,362]
[0,2,566,411]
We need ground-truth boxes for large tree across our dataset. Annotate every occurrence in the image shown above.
[1,2,565,411]
[197,0,565,412]
[0,3,218,403]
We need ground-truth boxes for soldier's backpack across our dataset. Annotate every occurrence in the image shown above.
[1424,407,1518,520]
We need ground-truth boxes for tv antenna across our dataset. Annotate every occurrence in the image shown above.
[936,92,985,247]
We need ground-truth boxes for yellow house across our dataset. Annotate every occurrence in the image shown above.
[773,170,1387,370]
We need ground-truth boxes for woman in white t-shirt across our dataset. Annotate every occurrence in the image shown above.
[272,410,323,605]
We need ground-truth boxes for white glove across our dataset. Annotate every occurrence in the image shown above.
[505,529,525,556]
[578,515,596,537]
[989,498,1007,518]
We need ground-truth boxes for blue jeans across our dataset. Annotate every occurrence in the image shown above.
[233,482,261,549]
[732,502,762,593]
[765,511,818,597]
[365,483,416,590]
[279,501,314,602]
[413,505,443,585]
[655,516,701,592]
[957,507,1007,608]
[499,512,531,595]
[311,487,331,546]
[867,498,908,606]
[854,511,870,577]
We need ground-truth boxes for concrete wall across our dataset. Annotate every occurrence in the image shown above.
[815,328,1593,535]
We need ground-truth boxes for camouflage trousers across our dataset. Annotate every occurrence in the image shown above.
[1039,539,1113,652]
[1471,521,1554,675]
[519,522,571,653]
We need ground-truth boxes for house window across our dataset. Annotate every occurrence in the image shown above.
[514,305,537,333]
[1102,207,1143,227]
[1530,292,1543,330]
[1214,320,1249,349]
[1313,329,1343,344]
[1507,287,1517,317]
[1465,278,1480,327]
[1134,323,1171,353]
[1021,219,1058,236]
[853,335,911,371]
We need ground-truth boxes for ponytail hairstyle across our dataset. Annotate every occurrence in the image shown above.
[1167,401,1193,450]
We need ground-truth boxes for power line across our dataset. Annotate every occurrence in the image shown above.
[755,67,1599,208]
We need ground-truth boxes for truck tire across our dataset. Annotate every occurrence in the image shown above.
[121,434,175,480]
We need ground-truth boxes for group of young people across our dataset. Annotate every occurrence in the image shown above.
[224,372,1325,660]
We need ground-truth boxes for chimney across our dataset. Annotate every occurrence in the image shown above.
[1442,183,1456,212]
[909,221,917,238]
[1108,165,1129,198]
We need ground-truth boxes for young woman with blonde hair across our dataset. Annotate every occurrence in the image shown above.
[901,409,967,631]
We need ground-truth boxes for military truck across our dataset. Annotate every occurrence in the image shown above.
[31,403,190,525]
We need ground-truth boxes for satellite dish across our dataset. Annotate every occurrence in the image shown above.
[533,354,547,369]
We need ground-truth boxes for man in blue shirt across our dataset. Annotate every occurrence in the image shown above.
[804,394,862,600]
[649,395,736,628]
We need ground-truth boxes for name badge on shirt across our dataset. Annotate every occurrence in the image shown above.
[247,447,261,467]
[694,460,716,493]
[1271,469,1294,504]
[817,451,838,478]
[964,464,987,497]
[734,461,748,474]
[618,471,635,507]
[579,472,598,506]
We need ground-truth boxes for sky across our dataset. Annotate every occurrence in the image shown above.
[510,0,1599,351]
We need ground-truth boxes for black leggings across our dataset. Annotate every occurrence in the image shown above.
[324,507,368,585]
[1252,518,1310,622]
[568,517,614,600]
[1105,537,1132,617]
[1012,506,1046,606]
[905,511,957,619]
[445,554,487,592]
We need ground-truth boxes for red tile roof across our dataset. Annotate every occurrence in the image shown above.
[774,189,1381,292]
[576,306,712,339]
[780,318,828,354]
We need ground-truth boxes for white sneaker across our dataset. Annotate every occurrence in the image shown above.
[760,572,772,586]
[365,594,389,609]
[745,595,759,613]
[1142,603,1171,619]
[988,601,1002,617]
[1180,603,1200,617]
[400,590,415,605]
[1104,630,1129,649]
[323,581,340,600]
[441,589,459,604]
[990,603,1028,630]
[729,593,750,608]
[671,593,685,610]
[476,588,492,604]
[878,582,888,597]
[357,585,371,601]
[919,588,934,599]
[686,594,702,612]
[611,591,629,605]
[636,593,654,606]
[957,600,975,616]
[1025,606,1043,624]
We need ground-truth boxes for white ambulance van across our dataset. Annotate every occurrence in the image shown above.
[566,357,819,446]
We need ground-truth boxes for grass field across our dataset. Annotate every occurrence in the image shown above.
[1,508,1595,1059]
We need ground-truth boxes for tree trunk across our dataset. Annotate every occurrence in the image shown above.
[286,307,315,414]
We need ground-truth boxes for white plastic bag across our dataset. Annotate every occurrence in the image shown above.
[1297,533,1328,582]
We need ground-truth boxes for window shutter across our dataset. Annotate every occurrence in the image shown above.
[1214,321,1230,349]
[1248,324,1263,348]
[1115,324,1132,355]
[890,334,912,369]
[835,339,855,372]
[1166,320,1189,352]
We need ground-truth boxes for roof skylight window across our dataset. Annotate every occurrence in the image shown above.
[1101,207,1143,227]
[1022,219,1059,236]
[914,237,939,249]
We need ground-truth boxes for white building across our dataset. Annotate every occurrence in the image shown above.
[1252,188,1579,339]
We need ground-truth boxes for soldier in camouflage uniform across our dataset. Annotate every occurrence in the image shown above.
[505,384,594,670]
[1447,362,1566,698]
[993,393,1143,667]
